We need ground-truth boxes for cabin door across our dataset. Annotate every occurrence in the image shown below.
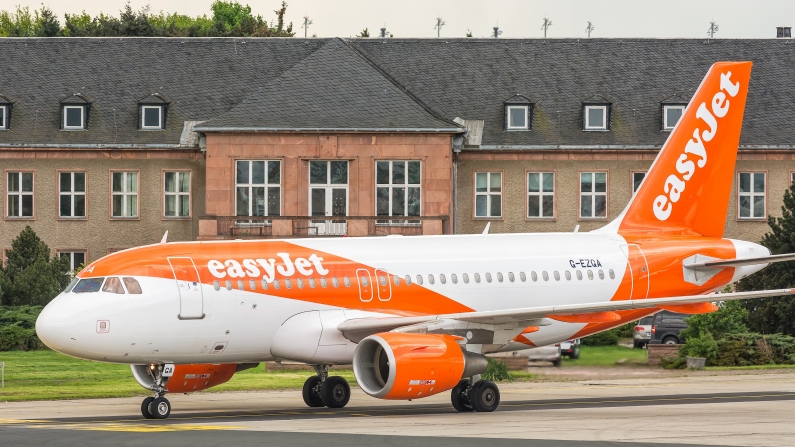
[168,257,205,319]
[620,244,650,299]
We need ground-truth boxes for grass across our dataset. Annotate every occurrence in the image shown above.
[0,350,354,402]
[561,345,649,367]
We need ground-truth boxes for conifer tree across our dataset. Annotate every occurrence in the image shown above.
[0,226,70,306]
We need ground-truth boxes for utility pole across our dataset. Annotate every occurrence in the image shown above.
[492,25,502,38]
[707,20,719,39]
[541,17,552,38]
[302,16,312,38]
[434,17,445,38]
[585,21,595,38]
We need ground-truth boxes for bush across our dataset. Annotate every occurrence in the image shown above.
[679,331,718,363]
[714,333,795,366]
[581,330,619,346]
[0,323,41,351]
[660,357,687,369]
[681,300,748,341]
[482,358,512,382]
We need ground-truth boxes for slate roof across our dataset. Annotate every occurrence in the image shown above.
[195,39,459,132]
[2,37,795,148]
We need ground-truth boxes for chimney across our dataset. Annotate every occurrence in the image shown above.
[777,27,791,38]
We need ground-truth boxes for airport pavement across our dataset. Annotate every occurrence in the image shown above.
[1,370,794,446]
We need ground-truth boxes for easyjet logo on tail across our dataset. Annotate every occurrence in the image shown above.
[653,71,741,221]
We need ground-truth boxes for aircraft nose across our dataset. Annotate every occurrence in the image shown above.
[36,298,80,352]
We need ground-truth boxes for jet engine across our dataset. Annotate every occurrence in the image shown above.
[131,363,257,393]
[353,333,488,400]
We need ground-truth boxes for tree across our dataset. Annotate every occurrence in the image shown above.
[0,226,70,306]
[738,181,795,335]
[357,27,369,37]
[466,29,473,37]
[680,300,748,341]
[35,6,61,36]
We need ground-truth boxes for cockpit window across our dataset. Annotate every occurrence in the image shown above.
[64,277,79,293]
[73,277,104,293]
[102,277,125,294]
[123,277,142,294]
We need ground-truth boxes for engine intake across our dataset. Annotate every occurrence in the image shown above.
[353,333,488,400]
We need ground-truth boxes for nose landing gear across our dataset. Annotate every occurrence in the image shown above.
[139,363,173,419]
[302,364,351,409]
[451,377,500,413]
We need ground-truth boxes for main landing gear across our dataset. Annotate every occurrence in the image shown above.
[140,364,172,419]
[302,364,351,409]
[451,377,500,413]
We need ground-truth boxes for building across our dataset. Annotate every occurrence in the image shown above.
[1,37,794,268]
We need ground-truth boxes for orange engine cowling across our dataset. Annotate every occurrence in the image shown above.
[131,363,255,393]
[353,333,488,400]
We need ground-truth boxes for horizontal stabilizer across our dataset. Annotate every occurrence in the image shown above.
[684,252,795,269]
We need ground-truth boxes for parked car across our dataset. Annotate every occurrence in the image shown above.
[528,344,562,367]
[560,339,580,359]
[649,311,689,345]
[633,316,654,348]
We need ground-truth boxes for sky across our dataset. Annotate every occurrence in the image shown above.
[2,0,794,39]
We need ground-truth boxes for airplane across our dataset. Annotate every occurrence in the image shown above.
[36,61,795,419]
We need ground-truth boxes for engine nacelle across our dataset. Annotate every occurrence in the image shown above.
[353,333,488,400]
[131,363,254,394]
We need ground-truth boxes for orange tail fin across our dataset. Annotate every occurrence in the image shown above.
[603,62,752,237]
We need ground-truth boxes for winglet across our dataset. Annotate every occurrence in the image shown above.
[482,222,490,235]
[160,231,168,244]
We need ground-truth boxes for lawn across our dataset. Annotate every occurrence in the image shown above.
[0,350,354,402]
[562,345,648,367]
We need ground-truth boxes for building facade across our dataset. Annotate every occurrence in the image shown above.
[1,37,794,267]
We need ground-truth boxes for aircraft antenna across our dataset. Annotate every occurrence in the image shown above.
[707,20,719,39]
[434,17,445,38]
[541,17,552,38]
[585,21,594,38]
[302,16,313,38]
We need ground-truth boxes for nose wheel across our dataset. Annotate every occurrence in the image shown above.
[451,379,500,413]
[141,395,171,419]
[302,365,351,409]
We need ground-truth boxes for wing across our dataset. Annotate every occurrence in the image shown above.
[338,288,795,343]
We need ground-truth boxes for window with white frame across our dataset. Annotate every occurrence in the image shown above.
[376,161,421,217]
[506,106,528,130]
[236,160,281,216]
[0,105,7,130]
[738,172,766,219]
[6,171,33,218]
[309,161,348,217]
[59,172,86,218]
[527,172,555,218]
[111,171,138,218]
[580,172,607,218]
[164,171,190,217]
[632,172,646,196]
[584,105,608,130]
[663,105,685,130]
[474,172,502,218]
[141,106,163,130]
[63,106,85,130]
[59,251,86,271]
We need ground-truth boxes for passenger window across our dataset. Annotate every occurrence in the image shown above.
[261,279,269,290]
[416,275,424,285]
[508,272,515,282]
[440,274,446,284]
[485,273,492,283]
[393,276,400,286]
[531,271,537,282]
[497,272,503,282]
[474,273,481,283]
[249,280,256,290]
[297,278,304,289]
[576,271,583,280]
[332,277,339,288]
[404,275,412,285]
[565,271,571,281]
[102,277,125,294]
[587,270,594,280]
[520,272,526,282]
[428,274,435,285]
[273,279,280,289]
[213,280,220,291]
[462,273,469,283]
[542,271,549,281]
[360,276,368,287]
[598,270,605,280]
[285,279,292,289]
[73,277,104,293]
[64,276,79,293]
[225,280,232,290]
[309,278,316,288]
[553,271,560,281]
[344,277,351,287]
[237,280,244,291]
[123,277,142,294]
[320,277,327,288]
[609,269,615,279]
[380,275,387,286]
[451,274,458,284]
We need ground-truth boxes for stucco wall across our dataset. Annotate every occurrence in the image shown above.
[0,149,205,264]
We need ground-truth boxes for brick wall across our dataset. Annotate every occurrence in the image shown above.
[647,344,681,366]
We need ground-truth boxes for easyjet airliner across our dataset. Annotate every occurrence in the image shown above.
[36,62,795,419]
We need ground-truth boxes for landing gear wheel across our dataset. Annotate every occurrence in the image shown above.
[149,397,171,419]
[471,380,500,413]
[450,380,474,412]
[141,397,155,419]
[320,376,351,408]
[302,376,325,407]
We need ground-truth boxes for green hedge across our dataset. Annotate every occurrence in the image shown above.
[0,305,43,351]
[663,332,795,368]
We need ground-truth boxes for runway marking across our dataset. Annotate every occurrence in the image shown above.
[26,423,244,432]
[0,418,50,424]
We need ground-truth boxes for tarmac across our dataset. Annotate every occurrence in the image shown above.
[2,369,795,447]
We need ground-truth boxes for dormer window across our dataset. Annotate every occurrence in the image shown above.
[584,105,608,130]
[63,106,86,130]
[503,94,533,131]
[141,105,163,130]
[663,105,686,130]
[0,105,6,130]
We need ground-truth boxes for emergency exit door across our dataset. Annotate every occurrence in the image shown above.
[168,257,204,319]
[619,244,650,299]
